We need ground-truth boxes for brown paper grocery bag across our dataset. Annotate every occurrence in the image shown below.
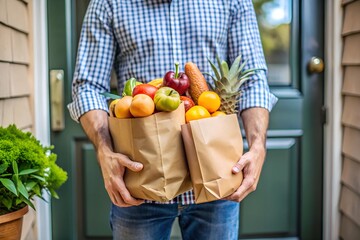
[181,114,244,203]
[108,103,192,202]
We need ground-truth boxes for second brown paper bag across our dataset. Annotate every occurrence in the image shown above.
[109,104,192,202]
[181,114,244,203]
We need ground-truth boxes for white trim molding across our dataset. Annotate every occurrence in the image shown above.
[324,0,343,239]
[33,0,52,239]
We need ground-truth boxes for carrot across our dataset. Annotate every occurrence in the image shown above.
[184,62,209,104]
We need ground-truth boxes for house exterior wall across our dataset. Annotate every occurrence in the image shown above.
[340,0,360,238]
[0,0,33,131]
[0,0,37,239]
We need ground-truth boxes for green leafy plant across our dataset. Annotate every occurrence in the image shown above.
[0,125,67,215]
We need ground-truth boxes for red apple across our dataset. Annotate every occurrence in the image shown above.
[132,84,158,99]
[180,96,195,112]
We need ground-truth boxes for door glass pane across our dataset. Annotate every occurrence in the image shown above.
[254,0,292,85]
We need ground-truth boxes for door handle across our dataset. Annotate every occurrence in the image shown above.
[308,57,324,74]
[50,70,65,131]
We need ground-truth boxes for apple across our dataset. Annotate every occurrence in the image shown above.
[180,96,195,112]
[163,63,190,95]
[132,84,158,99]
[154,87,181,112]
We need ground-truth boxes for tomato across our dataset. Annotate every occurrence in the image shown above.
[132,84,158,99]
[180,96,195,113]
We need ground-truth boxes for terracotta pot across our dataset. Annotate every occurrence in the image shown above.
[0,206,29,240]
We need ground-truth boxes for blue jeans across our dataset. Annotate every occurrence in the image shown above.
[110,200,239,240]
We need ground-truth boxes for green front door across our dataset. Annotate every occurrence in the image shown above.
[47,0,324,239]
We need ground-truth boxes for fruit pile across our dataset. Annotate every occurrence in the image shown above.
[109,54,257,122]
[109,77,181,118]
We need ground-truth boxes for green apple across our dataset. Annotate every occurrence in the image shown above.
[154,87,181,112]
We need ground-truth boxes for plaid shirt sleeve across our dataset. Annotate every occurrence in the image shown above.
[228,0,278,113]
[67,0,115,122]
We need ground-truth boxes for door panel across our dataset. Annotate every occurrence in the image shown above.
[240,139,299,237]
[82,144,112,237]
[47,0,324,239]
[268,98,303,129]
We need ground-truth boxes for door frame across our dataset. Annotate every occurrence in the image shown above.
[323,0,343,239]
[33,0,51,239]
[39,0,342,239]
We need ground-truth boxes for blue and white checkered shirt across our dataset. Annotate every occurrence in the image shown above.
[68,0,277,205]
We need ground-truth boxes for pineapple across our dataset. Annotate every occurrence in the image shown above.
[206,55,258,114]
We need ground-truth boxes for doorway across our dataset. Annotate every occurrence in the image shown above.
[47,0,324,239]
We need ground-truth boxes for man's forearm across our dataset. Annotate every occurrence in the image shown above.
[79,110,113,153]
[240,107,269,151]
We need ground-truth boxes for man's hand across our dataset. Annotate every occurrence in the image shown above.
[80,110,144,207]
[225,145,266,202]
[225,107,269,202]
[97,148,144,207]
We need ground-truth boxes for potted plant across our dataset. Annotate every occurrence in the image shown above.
[0,124,67,240]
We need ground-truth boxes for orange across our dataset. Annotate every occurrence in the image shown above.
[197,91,221,113]
[185,106,211,123]
[130,94,155,117]
[114,96,133,119]
[211,111,226,117]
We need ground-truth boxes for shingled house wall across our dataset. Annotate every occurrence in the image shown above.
[0,0,37,239]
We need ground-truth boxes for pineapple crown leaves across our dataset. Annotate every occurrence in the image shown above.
[205,54,261,92]
[228,55,242,80]
[205,59,232,92]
